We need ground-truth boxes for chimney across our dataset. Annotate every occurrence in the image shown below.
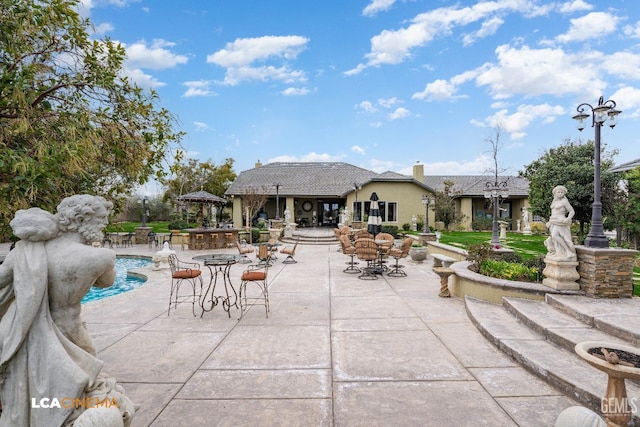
[255,160,262,168]
[413,162,424,182]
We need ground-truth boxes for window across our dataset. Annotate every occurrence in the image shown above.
[386,202,397,222]
[356,200,397,223]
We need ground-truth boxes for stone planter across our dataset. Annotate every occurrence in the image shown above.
[409,247,428,262]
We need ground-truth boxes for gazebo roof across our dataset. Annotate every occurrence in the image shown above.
[176,190,226,204]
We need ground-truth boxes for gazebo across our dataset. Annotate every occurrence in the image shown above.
[176,190,227,227]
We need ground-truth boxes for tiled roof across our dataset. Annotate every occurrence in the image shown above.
[610,158,640,173]
[423,175,529,197]
[226,162,380,197]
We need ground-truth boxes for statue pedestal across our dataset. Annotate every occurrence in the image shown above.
[153,242,176,270]
[542,257,580,290]
[575,246,638,298]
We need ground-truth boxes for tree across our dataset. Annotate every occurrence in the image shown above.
[434,179,464,230]
[241,187,268,243]
[519,139,618,238]
[161,158,236,222]
[0,0,182,235]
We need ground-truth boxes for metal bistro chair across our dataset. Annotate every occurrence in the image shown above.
[148,231,158,249]
[387,237,413,277]
[121,232,134,247]
[279,240,298,264]
[238,254,271,319]
[354,238,379,280]
[167,254,203,316]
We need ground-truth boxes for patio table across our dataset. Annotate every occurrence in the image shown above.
[192,254,241,317]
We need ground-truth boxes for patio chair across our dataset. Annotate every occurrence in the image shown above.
[148,231,158,248]
[235,239,254,263]
[339,235,360,274]
[279,240,298,264]
[239,256,271,318]
[356,229,373,240]
[354,238,379,280]
[255,244,273,266]
[121,232,134,247]
[167,254,203,316]
[387,237,413,277]
[267,238,279,259]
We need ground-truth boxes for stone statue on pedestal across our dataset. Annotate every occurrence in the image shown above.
[0,195,136,426]
[542,186,580,290]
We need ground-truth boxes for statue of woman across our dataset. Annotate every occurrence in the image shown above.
[545,185,576,260]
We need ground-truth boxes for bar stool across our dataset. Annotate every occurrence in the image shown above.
[224,232,234,248]
[210,234,219,249]
[194,233,205,250]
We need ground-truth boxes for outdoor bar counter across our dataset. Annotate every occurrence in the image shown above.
[185,228,239,250]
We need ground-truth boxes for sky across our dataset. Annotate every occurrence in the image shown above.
[81,0,640,182]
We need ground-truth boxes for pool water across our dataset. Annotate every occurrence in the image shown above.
[81,257,152,304]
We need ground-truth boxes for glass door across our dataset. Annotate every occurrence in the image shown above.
[320,200,341,227]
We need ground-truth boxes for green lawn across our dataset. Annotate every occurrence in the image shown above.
[106,221,179,233]
[438,231,547,260]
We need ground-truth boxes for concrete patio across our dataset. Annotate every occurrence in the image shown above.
[66,233,583,427]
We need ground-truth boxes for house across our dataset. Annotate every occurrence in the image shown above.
[225,161,529,231]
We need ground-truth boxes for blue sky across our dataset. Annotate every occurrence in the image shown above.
[82,0,640,181]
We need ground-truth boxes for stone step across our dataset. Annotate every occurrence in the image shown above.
[465,296,640,425]
[502,297,630,353]
[546,294,640,348]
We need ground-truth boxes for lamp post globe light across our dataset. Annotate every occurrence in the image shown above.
[484,181,508,247]
[572,96,621,248]
[421,194,434,233]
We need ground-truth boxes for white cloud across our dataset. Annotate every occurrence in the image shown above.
[125,39,189,70]
[416,155,491,175]
[346,1,534,74]
[378,97,400,108]
[207,35,309,86]
[471,103,566,139]
[555,12,620,43]
[268,152,346,163]
[193,122,208,131]
[370,122,383,128]
[93,22,114,34]
[122,67,165,89]
[357,101,378,113]
[183,80,216,97]
[351,145,366,155]
[462,16,504,46]
[369,158,396,173]
[558,0,593,14]
[623,21,640,38]
[282,87,310,96]
[610,86,640,119]
[412,78,459,101]
[363,0,397,17]
[387,107,410,120]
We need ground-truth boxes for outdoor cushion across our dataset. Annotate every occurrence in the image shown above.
[241,271,266,281]
[172,269,201,279]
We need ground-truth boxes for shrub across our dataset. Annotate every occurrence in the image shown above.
[523,256,546,282]
[381,225,399,238]
[500,252,523,264]
[480,259,539,282]
[466,243,494,272]
[402,223,411,231]
[472,217,493,231]
[251,229,261,243]
[167,219,190,230]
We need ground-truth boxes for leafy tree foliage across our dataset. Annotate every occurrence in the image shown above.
[434,179,464,230]
[519,139,618,237]
[0,0,182,234]
[161,158,237,223]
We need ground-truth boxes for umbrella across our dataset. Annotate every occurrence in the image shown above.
[176,190,227,227]
[367,192,382,235]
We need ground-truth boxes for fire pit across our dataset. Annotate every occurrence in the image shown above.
[575,341,640,427]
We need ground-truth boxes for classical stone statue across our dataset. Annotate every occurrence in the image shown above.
[544,185,576,260]
[284,207,291,225]
[0,195,136,426]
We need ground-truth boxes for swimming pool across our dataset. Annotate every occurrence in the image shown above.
[81,257,152,304]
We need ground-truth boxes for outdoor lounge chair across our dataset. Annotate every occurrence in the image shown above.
[279,240,298,264]
[235,239,254,263]
[239,256,271,318]
[387,237,413,277]
[167,254,203,316]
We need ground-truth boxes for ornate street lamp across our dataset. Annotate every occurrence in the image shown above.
[484,181,509,247]
[572,96,621,248]
[274,182,281,220]
[421,194,435,233]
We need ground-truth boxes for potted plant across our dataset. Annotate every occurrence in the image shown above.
[409,243,428,262]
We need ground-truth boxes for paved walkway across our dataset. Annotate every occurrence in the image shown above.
[7,239,580,426]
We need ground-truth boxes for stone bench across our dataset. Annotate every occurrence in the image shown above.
[432,253,456,268]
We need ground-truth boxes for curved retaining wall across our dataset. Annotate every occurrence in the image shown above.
[426,241,582,303]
